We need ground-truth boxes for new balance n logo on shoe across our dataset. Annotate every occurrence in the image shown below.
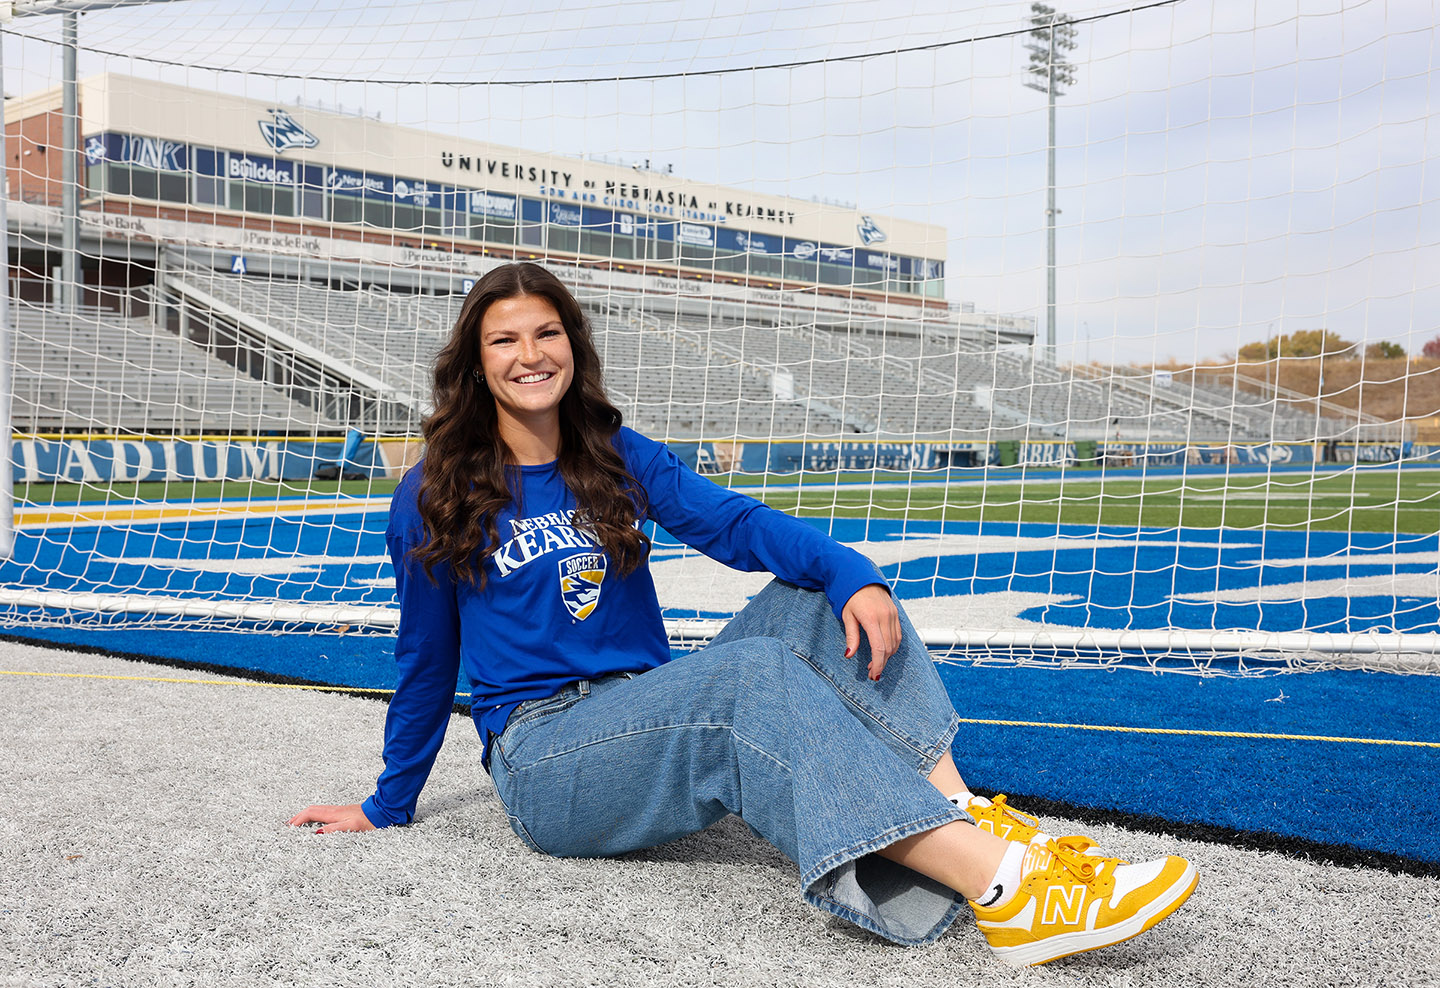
[1040,884,1086,926]
[970,836,1199,966]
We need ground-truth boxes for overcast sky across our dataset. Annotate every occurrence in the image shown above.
[4,0,1437,365]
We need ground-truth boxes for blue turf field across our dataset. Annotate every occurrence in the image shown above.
[4,503,1438,866]
[7,508,1439,635]
[10,621,1437,865]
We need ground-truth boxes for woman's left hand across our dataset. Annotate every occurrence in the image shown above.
[842,583,902,682]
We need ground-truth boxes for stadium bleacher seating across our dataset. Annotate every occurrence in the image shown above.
[23,264,1353,444]
[9,300,334,434]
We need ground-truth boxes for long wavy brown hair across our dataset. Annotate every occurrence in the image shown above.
[413,262,649,587]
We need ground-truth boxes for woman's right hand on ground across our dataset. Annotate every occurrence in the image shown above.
[288,803,376,835]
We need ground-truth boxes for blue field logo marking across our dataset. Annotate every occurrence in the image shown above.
[646,520,1440,636]
[5,506,1437,638]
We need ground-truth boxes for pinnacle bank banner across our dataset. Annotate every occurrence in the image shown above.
[12,438,384,483]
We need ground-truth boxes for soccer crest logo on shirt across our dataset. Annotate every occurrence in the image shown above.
[558,553,607,621]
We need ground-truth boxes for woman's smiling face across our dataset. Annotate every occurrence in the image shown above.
[478,293,575,426]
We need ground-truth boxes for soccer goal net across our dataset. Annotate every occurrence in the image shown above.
[2,0,1438,675]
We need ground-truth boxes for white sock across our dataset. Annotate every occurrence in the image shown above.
[974,841,1026,909]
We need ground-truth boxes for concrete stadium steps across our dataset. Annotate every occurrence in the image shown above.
[136,270,1346,445]
[668,315,1051,440]
[906,335,1244,441]
[1098,367,1352,441]
[808,327,1033,440]
[599,311,845,439]
[9,303,330,434]
[186,273,445,401]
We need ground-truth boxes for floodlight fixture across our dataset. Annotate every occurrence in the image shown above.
[1021,2,1079,364]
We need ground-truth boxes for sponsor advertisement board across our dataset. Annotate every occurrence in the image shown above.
[14,438,1436,483]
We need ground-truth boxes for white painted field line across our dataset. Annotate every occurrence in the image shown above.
[3,588,1438,666]
[1178,493,1381,501]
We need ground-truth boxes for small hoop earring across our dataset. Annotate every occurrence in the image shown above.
[473,369,484,384]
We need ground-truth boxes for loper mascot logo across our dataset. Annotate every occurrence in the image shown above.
[856,215,888,246]
[559,553,607,620]
[259,109,319,153]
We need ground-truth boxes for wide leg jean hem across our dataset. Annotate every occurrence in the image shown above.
[802,808,970,947]
[794,690,964,947]
[913,710,962,780]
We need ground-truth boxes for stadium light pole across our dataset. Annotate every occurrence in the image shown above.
[0,21,10,557]
[0,0,190,557]
[2,1,192,312]
[1023,3,1077,365]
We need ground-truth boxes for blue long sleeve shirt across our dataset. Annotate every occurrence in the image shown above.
[361,427,884,828]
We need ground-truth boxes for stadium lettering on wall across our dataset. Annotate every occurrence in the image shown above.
[117,135,186,172]
[228,156,295,184]
[604,181,702,209]
[725,201,797,224]
[548,203,584,226]
[677,222,714,246]
[9,438,381,483]
[241,230,322,253]
[398,247,477,270]
[469,190,517,218]
[393,180,437,205]
[80,211,151,236]
[326,170,387,195]
[439,152,573,188]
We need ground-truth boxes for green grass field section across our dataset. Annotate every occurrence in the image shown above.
[20,466,1440,535]
[752,470,1440,533]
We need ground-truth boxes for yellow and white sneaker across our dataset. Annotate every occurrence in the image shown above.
[955,793,1050,844]
[970,836,1198,966]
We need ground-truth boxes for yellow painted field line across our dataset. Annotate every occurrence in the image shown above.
[3,670,1433,747]
[0,669,457,699]
[956,716,1440,748]
[14,498,389,528]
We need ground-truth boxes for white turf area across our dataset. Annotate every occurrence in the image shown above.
[2,639,1436,987]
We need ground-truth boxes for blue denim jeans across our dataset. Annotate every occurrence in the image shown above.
[488,579,968,945]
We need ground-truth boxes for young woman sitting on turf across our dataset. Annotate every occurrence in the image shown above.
[289,262,1197,964]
